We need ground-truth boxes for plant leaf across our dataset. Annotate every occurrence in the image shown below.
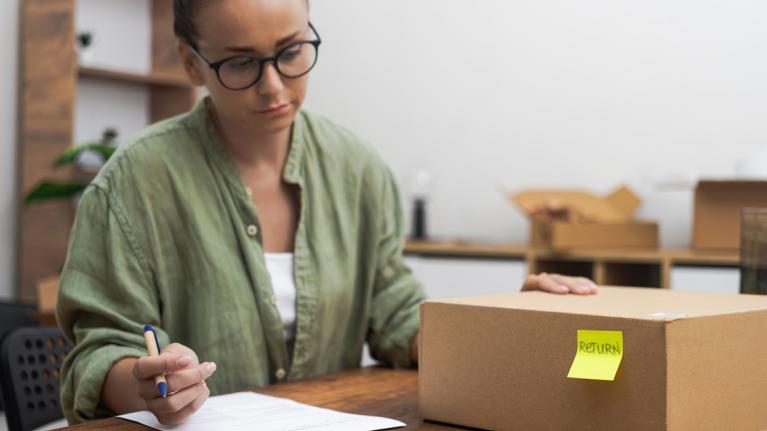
[24,181,89,205]
[53,143,116,168]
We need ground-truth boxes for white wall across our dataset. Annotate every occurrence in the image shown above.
[74,0,207,155]
[75,0,152,149]
[404,256,527,299]
[76,0,151,74]
[75,78,150,152]
[671,265,741,294]
[3,1,767,302]
[0,0,19,300]
[304,0,767,246]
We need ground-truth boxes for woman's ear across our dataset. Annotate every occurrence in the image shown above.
[177,40,206,87]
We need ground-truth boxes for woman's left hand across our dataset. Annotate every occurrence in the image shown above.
[522,272,598,295]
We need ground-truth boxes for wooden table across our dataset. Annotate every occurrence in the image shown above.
[59,367,470,430]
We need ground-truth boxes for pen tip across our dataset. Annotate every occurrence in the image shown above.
[143,324,153,333]
[158,381,167,398]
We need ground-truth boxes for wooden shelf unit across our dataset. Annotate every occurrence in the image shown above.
[78,66,193,88]
[404,240,741,290]
[17,0,196,301]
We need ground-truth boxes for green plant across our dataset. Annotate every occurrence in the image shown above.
[24,128,118,205]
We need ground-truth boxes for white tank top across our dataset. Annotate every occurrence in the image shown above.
[264,253,297,343]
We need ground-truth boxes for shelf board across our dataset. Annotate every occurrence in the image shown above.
[405,240,741,267]
[78,65,193,88]
[405,240,529,259]
[666,248,741,266]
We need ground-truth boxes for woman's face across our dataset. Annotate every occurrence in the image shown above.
[183,0,312,135]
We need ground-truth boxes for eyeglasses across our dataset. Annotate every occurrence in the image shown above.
[190,22,322,91]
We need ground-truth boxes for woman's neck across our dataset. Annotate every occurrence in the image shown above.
[207,102,292,173]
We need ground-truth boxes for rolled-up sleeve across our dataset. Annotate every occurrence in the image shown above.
[56,185,169,424]
[366,166,426,369]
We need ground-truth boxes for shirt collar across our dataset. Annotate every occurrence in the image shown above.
[187,96,306,194]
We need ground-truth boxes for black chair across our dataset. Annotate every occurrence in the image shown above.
[0,301,38,412]
[0,326,71,431]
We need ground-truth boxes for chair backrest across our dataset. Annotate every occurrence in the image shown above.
[0,301,38,412]
[740,207,767,294]
[0,326,71,431]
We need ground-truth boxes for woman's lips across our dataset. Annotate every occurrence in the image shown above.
[258,103,291,117]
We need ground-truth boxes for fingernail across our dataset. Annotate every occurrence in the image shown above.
[206,362,217,375]
[177,356,193,367]
[558,285,569,293]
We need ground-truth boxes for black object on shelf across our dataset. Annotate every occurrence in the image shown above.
[412,198,428,240]
[76,31,92,49]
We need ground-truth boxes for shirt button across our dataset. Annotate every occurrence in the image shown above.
[270,295,278,305]
[382,265,395,279]
[275,368,286,379]
[245,187,252,197]
[246,225,258,236]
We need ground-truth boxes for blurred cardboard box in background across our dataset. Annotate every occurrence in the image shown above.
[693,180,767,250]
[36,275,58,314]
[510,185,659,249]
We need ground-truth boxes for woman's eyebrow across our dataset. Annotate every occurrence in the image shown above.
[223,29,303,54]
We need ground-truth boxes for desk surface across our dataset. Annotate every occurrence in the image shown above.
[61,368,467,430]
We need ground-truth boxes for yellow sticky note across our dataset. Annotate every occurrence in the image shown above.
[567,330,623,381]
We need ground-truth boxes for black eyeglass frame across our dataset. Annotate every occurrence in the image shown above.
[189,22,322,91]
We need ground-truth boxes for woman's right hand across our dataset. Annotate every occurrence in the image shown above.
[131,343,216,425]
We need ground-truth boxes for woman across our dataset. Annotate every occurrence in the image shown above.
[57,0,597,425]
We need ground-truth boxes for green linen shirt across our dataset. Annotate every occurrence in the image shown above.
[56,97,425,423]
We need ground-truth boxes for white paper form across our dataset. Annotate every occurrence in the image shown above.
[118,392,406,431]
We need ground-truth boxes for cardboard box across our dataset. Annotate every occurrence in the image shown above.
[693,180,767,250]
[419,287,767,431]
[511,185,659,249]
[531,219,659,248]
[36,274,59,313]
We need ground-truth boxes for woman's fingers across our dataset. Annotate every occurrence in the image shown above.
[578,276,599,293]
[162,343,200,365]
[137,362,216,400]
[522,273,599,295]
[133,353,194,380]
[129,342,210,424]
[550,274,598,295]
[524,273,569,294]
[166,362,217,394]
[156,383,210,425]
[146,380,207,417]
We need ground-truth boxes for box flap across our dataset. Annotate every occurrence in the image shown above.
[511,190,631,223]
[510,185,643,223]
[427,287,767,320]
[604,185,641,218]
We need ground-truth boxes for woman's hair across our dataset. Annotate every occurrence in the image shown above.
[173,0,309,48]
[173,0,203,47]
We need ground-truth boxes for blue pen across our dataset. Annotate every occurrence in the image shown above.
[143,324,168,398]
